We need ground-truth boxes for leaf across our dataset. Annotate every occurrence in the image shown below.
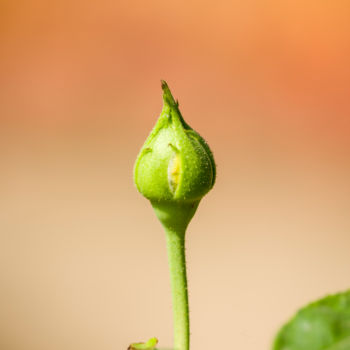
[273,290,350,350]
[326,336,350,350]
[128,337,158,350]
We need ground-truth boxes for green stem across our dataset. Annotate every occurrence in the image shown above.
[165,227,189,350]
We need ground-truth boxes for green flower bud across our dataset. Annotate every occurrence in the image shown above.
[134,81,216,232]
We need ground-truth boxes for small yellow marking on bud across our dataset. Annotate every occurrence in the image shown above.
[168,152,181,193]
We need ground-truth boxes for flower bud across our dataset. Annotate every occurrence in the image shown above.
[134,81,216,232]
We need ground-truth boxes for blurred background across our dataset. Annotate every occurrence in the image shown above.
[1,1,350,349]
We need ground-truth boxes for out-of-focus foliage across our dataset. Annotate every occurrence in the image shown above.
[273,290,350,350]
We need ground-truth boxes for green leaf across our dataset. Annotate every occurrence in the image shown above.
[128,337,158,350]
[273,290,350,350]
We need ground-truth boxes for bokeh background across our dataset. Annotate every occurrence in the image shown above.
[1,1,350,349]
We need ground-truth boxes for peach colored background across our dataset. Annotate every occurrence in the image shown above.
[1,1,350,349]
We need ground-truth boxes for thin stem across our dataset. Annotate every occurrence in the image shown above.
[165,227,189,350]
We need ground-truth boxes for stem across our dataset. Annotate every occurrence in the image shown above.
[165,227,189,350]
[151,201,198,350]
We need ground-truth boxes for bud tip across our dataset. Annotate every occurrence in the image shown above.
[160,80,176,107]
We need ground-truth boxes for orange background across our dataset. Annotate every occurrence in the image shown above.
[1,1,350,349]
